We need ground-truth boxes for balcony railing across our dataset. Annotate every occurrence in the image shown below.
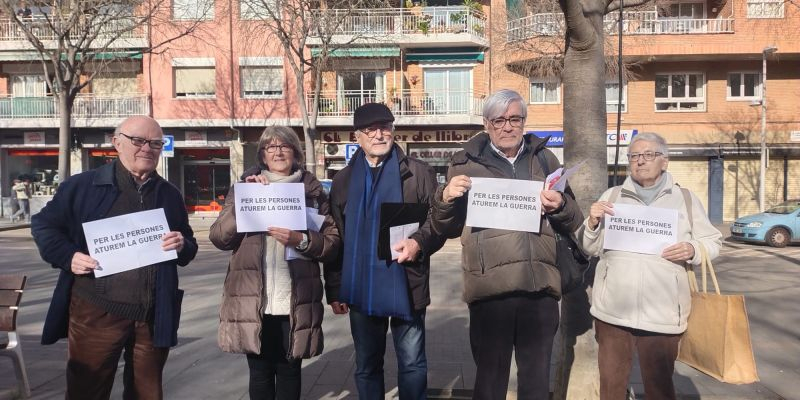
[0,16,145,42]
[0,94,149,119]
[311,7,487,39]
[507,10,734,41]
[308,89,483,117]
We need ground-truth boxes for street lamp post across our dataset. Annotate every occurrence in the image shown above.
[760,46,777,212]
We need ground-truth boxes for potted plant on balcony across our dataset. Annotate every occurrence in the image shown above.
[450,10,467,33]
[417,14,432,35]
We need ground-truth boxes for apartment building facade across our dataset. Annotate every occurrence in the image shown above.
[501,0,800,221]
[1,0,797,220]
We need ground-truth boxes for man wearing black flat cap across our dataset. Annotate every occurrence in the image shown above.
[324,103,445,399]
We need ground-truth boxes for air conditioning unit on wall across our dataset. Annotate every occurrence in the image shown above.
[325,143,347,157]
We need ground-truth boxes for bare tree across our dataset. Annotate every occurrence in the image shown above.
[0,0,207,181]
[499,0,662,398]
[237,0,391,175]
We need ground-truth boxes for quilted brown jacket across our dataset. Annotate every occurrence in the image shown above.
[209,169,340,359]
[430,133,584,302]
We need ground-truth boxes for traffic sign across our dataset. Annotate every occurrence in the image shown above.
[345,143,360,165]
[162,134,174,158]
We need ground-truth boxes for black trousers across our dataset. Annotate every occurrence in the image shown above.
[246,315,302,400]
[468,293,559,400]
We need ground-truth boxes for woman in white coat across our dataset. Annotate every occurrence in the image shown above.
[578,132,722,400]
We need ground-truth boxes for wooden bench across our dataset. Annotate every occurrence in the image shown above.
[0,274,30,398]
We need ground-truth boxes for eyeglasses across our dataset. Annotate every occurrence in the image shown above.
[628,151,664,162]
[358,124,393,138]
[118,132,165,149]
[489,116,525,129]
[263,144,293,154]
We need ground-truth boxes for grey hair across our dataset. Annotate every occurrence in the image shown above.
[630,132,669,156]
[482,89,527,121]
[256,126,305,171]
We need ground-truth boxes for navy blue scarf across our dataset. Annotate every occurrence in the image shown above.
[340,148,413,320]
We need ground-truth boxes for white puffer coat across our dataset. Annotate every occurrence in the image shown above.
[578,172,722,334]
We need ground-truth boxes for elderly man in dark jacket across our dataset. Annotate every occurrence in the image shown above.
[31,116,197,399]
[324,103,445,400]
[430,89,584,400]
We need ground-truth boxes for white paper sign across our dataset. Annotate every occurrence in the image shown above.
[235,183,307,232]
[466,178,544,233]
[389,222,420,260]
[544,160,586,192]
[285,208,326,261]
[603,204,679,255]
[82,209,177,277]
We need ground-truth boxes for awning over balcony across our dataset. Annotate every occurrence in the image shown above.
[310,47,400,58]
[404,48,484,62]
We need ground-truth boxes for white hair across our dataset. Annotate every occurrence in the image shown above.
[630,132,669,156]
[482,89,527,121]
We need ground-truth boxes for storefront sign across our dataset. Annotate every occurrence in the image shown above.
[606,129,638,145]
[322,130,479,143]
[791,131,800,143]
[407,147,461,166]
[527,131,564,147]
[526,129,637,147]
[184,131,208,146]
[24,132,46,146]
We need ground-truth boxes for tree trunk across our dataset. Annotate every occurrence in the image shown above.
[57,93,73,183]
[555,0,608,398]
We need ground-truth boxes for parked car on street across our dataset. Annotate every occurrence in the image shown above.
[731,200,800,247]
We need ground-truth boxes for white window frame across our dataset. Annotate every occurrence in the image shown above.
[240,0,277,20]
[654,72,705,112]
[240,66,284,99]
[421,65,474,114]
[605,80,627,113]
[746,0,784,18]
[529,78,560,105]
[727,71,761,101]
[173,66,216,99]
[173,0,214,21]
[11,74,49,97]
[666,0,707,19]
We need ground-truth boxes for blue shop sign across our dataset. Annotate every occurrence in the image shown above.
[527,131,564,147]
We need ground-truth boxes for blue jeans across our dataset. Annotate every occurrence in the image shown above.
[349,308,427,400]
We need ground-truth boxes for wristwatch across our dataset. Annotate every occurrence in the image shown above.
[295,233,309,251]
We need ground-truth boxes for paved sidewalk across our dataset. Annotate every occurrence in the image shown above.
[0,219,793,399]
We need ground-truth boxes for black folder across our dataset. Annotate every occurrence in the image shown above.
[377,202,429,261]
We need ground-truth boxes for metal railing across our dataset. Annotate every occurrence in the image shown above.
[0,16,145,42]
[507,9,734,41]
[0,94,149,118]
[307,89,484,117]
[311,6,487,39]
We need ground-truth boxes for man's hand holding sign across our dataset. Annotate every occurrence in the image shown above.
[81,208,182,277]
[442,174,564,233]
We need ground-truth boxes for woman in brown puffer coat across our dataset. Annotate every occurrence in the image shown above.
[209,126,340,400]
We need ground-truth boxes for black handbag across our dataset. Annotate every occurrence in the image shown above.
[535,150,590,294]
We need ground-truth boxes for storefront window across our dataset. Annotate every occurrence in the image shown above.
[5,149,59,196]
[181,149,230,212]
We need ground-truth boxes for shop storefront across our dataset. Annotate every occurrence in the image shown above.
[320,128,481,180]
[1,130,60,216]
